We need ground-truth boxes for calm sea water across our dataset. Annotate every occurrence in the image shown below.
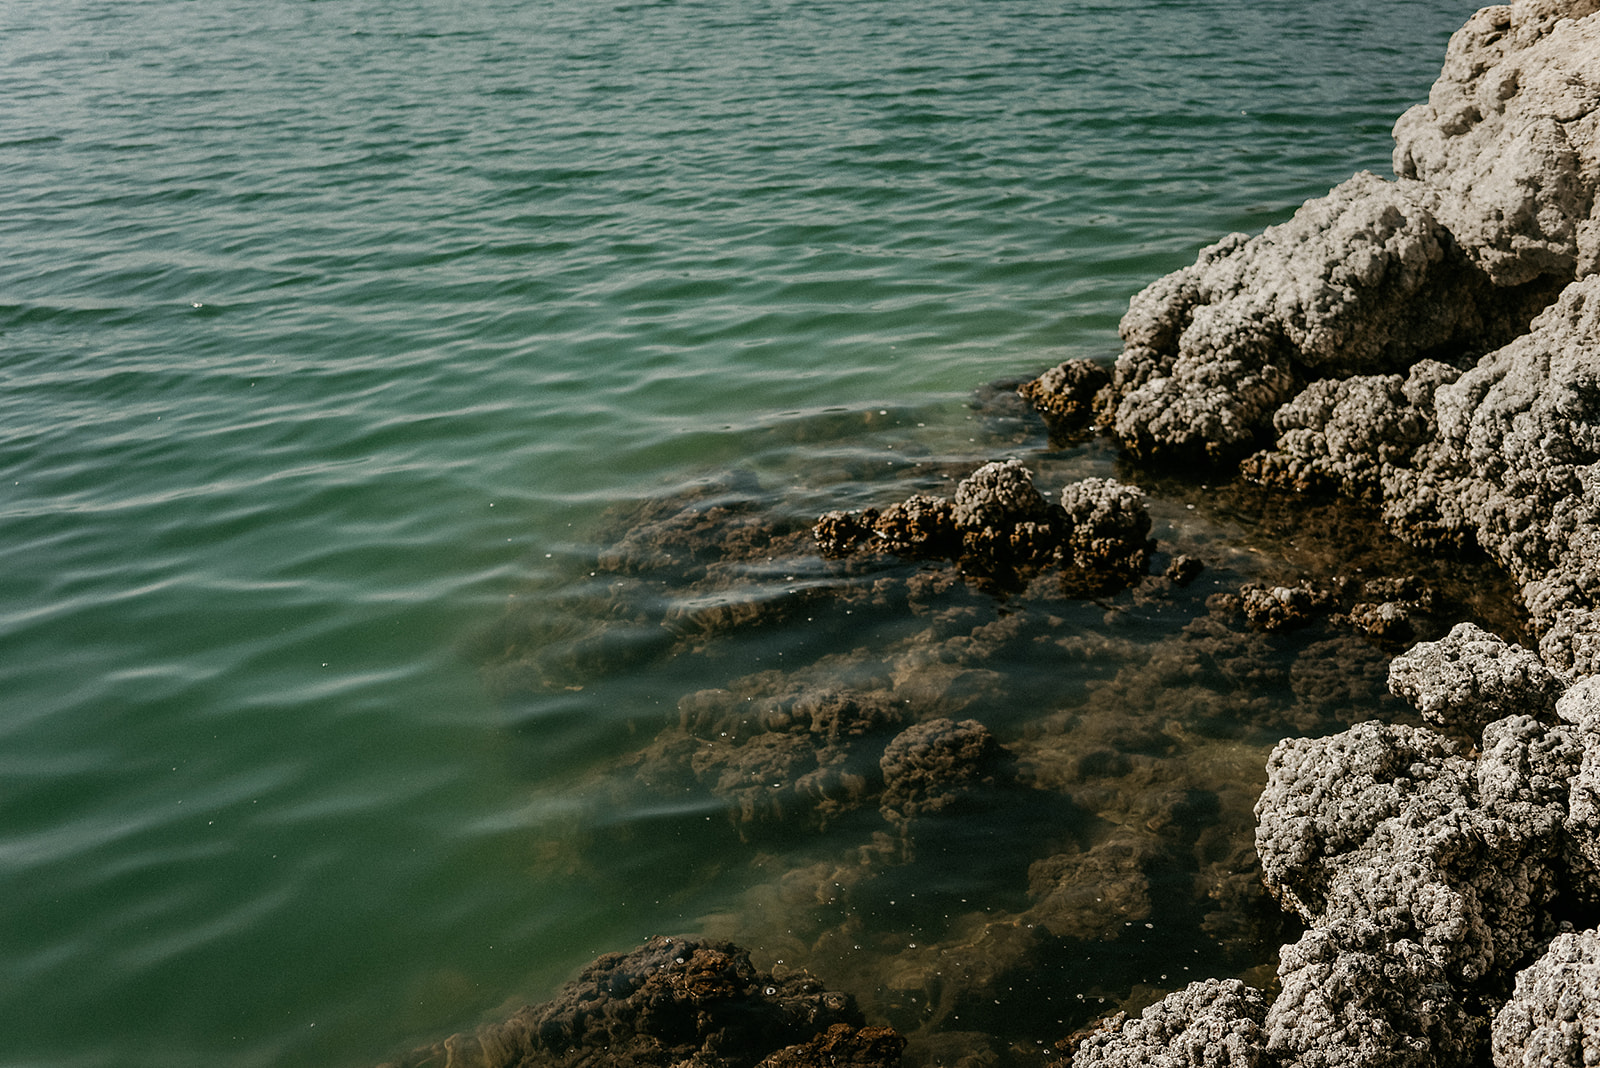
[2,2,1486,1065]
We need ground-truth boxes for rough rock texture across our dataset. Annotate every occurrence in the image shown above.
[1393,1,1600,285]
[1065,0,1600,675]
[1069,979,1270,1068]
[379,936,901,1068]
[1015,358,1110,440]
[1388,621,1564,735]
[1491,928,1600,1068]
[877,717,1010,832]
[814,461,1152,592]
[1249,615,1600,1067]
[1560,676,1600,885]
[1107,171,1552,464]
[1265,920,1485,1068]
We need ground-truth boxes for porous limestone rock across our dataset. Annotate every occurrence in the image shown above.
[1265,920,1484,1068]
[1253,722,1471,922]
[1491,927,1600,1068]
[1070,978,1270,1068]
[813,462,1153,592]
[1393,1,1600,286]
[1109,171,1545,463]
[878,717,1010,831]
[1058,477,1152,587]
[1387,621,1564,735]
[1016,357,1110,437]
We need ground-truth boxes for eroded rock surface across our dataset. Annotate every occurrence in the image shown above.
[1013,1,1600,674]
[379,936,900,1068]
[1069,979,1269,1068]
[1388,620,1564,735]
[1491,928,1600,1068]
[815,460,1151,593]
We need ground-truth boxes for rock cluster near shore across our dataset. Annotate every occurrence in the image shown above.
[1023,0,1600,678]
[1029,2,1600,1065]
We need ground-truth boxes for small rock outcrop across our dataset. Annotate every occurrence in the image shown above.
[815,460,1151,592]
[1387,621,1564,736]
[1069,979,1270,1068]
[378,936,902,1068]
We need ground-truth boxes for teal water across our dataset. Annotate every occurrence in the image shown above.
[2,2,1487,1065]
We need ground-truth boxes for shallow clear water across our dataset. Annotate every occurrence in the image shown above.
[1,2,1491,1065]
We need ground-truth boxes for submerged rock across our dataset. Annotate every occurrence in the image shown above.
[379,936,900,1068]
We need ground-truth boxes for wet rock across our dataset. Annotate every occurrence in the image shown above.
[1393,2,1600,286]
[1387,621,1565,736]
[379,936,894,1068]
[1162,554,1204,586]
[1341,600,1414,643]
[878,718,1010,832]
[1069,978,1270,1068]
[1230,582,1336,632]
[754,1024,906,1068]
[662,686,906,836]
[1016,359,1112,440]
[1491,927,1600,1068]
[813,462,1153,595]
[1058,478,1152,592]
[1023,831,1156,941]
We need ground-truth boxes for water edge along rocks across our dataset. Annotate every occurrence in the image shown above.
[1035,2,1600,1064]
[413,4,1600,1067]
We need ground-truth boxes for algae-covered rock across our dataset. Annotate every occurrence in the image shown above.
[1491,927,1600,1068]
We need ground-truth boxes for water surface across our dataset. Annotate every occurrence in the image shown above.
[0,2,1490,1065]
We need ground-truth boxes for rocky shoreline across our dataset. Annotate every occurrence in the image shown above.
[391,3,1600,1067]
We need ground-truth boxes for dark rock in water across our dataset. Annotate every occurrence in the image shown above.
[631,683,909,838]
[1162,554,1203,586]
[378,936,898,1068]
[1387,621,1564,737]
[755,1024,906,1068]
[1016,359,1112,441]
[814,460,1152,595]
[878,718,1011,832]
[1265,919,1485,1068]
[1023,831,1156,941]
[1491,927,1600,1068]
[1068,978,1270,1068]
[1230,582,1335,632]
[1058,478,1152,594]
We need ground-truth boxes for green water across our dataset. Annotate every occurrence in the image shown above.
[1,1,1489,1065]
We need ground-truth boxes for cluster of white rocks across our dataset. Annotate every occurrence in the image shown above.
[1047,3,1600,1065]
